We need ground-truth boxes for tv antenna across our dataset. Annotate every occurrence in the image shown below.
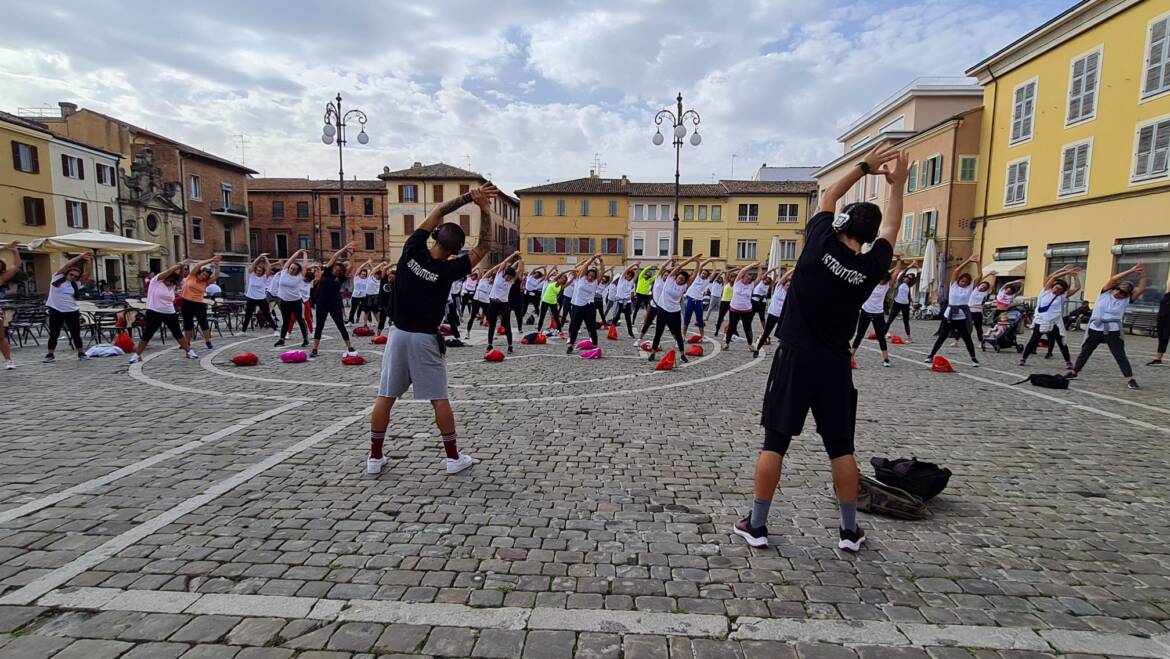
[235,134,250,165]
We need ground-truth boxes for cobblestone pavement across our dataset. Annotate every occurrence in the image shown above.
[1,318,1169,658]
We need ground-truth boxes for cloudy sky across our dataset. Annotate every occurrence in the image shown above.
[1,0,1075,194]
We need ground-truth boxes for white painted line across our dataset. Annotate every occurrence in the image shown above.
[342,599,530,630]
[129,347,303,401]
[1040,628,1170,658]
[527,607,728,637]
[0,400,305,524]
[188,593,318,618]
[899,623,1050,651]
[1,408,369,606]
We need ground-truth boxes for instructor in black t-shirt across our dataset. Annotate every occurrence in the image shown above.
[365,182,499,478]
[733,142,909,553]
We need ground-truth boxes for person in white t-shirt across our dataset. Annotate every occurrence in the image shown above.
[204,282,222,298]
[608,262,639,337]
[240,253,276,332]
[636,257,676,343]
[1068,264,1148,389]
[1019,266,1081,368]
[0,241,19,369]
[967,278,993,343]
[461,272,480,314]
[566,255,605,353]
[850,255,902,367]
[42,253,92,363]
[486,252,522,354]
[755,268,795,353]
[647,255,707,362]
[925,254,984,367]
[522,269,545,324]
[723,261,762,355]
[465,266,495,335]
[681,260,717,339]
[884,265,917,341]
[705,274,724,322]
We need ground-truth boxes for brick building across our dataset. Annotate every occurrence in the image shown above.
[247,178,387,263]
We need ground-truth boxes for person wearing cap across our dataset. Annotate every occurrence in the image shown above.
[1067,264,1148,390]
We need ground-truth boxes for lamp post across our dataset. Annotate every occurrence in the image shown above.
[321,93,369,250]
[651,92,701,257]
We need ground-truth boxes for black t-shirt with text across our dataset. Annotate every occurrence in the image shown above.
[394,230,472,333]
[316,270,346,307]
[778,211,893,357]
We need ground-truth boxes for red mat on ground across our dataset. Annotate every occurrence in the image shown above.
[655,351,676,370]
[930,356,955,373]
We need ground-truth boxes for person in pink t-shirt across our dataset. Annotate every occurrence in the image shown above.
[130,260,192,363]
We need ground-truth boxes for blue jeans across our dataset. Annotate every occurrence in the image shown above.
[683,297,705,328]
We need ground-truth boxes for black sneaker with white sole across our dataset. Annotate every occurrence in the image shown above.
[732,516,768,548]
[838,526,866,552]
[1128,379,1141,390]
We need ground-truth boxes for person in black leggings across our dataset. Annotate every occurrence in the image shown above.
[310,242,360,358]
[510,261,526,332]
[925,254,981,366]
[379,268,398,336]
[885,269,916,342]
[241,254,277,333]
[274,250,309,347]
[1149,285,1169,366]
[130,260,191,363]
[43,253,92,363]
[1069,265,1148,389]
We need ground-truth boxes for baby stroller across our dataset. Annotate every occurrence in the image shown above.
[981,306,1029,353]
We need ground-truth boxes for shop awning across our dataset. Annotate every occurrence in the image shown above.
[983,260,1026,277]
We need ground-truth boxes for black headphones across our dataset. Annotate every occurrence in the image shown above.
[832,203,858,234]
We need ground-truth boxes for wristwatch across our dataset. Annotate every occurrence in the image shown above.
[857,161,871,175]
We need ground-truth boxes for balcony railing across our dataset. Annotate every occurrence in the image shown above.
[895,239,927,258]
[211,206,249,220]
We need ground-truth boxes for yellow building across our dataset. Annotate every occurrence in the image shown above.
[1,111,57,291]
[516,175,630,268]
[968,0,1170,310]
[718,180,817,269]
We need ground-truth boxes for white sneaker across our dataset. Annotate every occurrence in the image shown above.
[186,349,198,359]
[129,353,139,364]
[4,361,13,370]
[633,340,643,348]
[271,331,281,337]
[345,350,359,357]
[731,335,744,343]
[366,456,387,474]
[445,452,476,475]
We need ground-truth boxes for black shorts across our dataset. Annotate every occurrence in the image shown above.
[760,341,857,458]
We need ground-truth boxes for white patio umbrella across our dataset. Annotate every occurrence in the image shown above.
[29,230,159,254]
[767,236,781,270]
[919,239,938,304]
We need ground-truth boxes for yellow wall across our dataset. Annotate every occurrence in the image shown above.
[1,121,58,290]
[677,200,728,264]
[520,194,629,266]
[710,195,810,267]
[973,0,1170,298]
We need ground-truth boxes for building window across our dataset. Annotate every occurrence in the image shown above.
[65,200,88,229]
[328,197,340,214]
[683,205,694,221]
[1114,235,1170,308]
[777,203,799,223]
[220,183,232,209]
[398,185,416,202]
[580,199,589,216]
[189,175,201,200]
[1045,242,1090,300]
[608,200,618,217]
[22,196,46,225]
[107,207,119,232]
[96,163,116,186]
[660,204,670,219]
[710,239,720,257]
[1059,140,1092,196]
[534,199,543,216]
[574,237,593,254]
[778,240,797,261]
[61,154,84,179]
[459,214,470,233]
[658,234,670,257]
[328,230,341,250]
[248,201,254,218]
[736,239,757,260]
[959,156,978,182]
[907,162,919,193]
[1004,159,1029,206]
[11,141,39,173]
[1143,14,1170,99]
[920,154,944,188]
[737,203,758,223]
[363,197,374,215]
[553,237,568,254]
[682,239,693,257]
[298,235,311,251]
[698,205,707,221]
[556,199,566,216]
[275,234,289,258]
[1010,79,1037,144]
[296,201,309,218]
[711,205,721,221]
[224,227,234,251]
[431,184,444,203]
[404,214,415,234]
[249,231,259,256]
[363,231,376,251]
[192,217,204,243]
[647,204,657,221]
[919,209,938,239]
[1066,48,1101,125]
[1132,117,1170,182]
[272,201,284,218]
[901,213,915,242]
[633,233,645,257]
[601,237,623,254]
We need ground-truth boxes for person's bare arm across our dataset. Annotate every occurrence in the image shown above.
[285,250,306,272]
[874,151,909,248]
[326,242,355,269]
[208,255,222,283]
[467,185,500,269]
[156,260,188,281]
[78,253,93,284]
[1131,264,1148,302]
[1066,268,1082,297]
[422,182,499,233]
[779,268,795,285]
[55,253,87,276]
[949,254,977,285]
[0,241,18,286]
[250,253,268,269]
[819,141,902,213]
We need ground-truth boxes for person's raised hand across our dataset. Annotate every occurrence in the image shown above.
[471,183,499,208]
[877,151,910,186]
[863,141,901,173]
[212,255,223,263]
[82,253,94,262]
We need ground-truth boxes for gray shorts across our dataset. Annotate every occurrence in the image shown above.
[378,328,449,400]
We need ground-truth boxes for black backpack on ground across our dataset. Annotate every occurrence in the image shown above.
[1013,373,1070,389]
[870,457,951,501]
[856,475,928,520]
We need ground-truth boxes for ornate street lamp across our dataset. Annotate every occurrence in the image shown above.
[321,93,369,249]
[652,93,701,257]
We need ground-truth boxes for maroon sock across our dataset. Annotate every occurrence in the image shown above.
[370,430,385,460]
[442,432,459,459]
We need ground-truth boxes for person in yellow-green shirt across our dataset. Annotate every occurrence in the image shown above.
[537,267,565,331]
[715,269,736,335]
[633,265,657,317]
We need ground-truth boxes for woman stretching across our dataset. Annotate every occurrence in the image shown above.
[377,265,397,336]
[240,253,277,333]
[648,256,709,362]
[682,262,714,339]
[311,242,360,358]
[179,256,221,352]
[637,257,676,343]
[610,262,639,337]
[851,255,902,367]
[885,268,916,342]
[723,261,761,354]
[751,274,771,331]
[537,270,565,331]
[1067,264,1147,389]
[465,267,493,335]
[755,268,794,353]
[43,253,92,363]
[0,241,19,369]
[130,260,192,363]
[1019,266,1080,368]
[714,270,735,336]
[967,276,993,343]
[461,272,479,314]
[1149,280,1169,366]
[566,255,604,353]
[273,250,310,347]
[924,254,982,367]
[486,252,521,353]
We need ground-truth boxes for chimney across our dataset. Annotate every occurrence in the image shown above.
[59,102,78,117]
[620,174,628,184]
[412,161,422,168]
[589,169,596,178]
[762,163,767,168]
